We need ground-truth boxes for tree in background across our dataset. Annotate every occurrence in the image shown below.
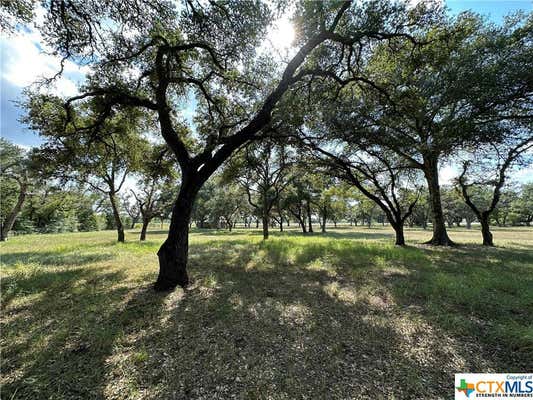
[208,184,243,231]
[122,194,141,229]
[309,12,532,245]
[511,183,533,226]
[226,142,293,239]
[131,145,178,241]
[440,186,473,228]
[456,131,532,245]
[0,138,36,241]
[25,100,150,242]
[310,144,421,245]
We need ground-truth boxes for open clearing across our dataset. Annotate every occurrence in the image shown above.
[1,226,532,399]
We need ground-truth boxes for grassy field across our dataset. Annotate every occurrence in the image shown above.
[1,226,532,399]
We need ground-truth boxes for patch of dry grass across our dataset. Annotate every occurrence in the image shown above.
[1,225,532,399]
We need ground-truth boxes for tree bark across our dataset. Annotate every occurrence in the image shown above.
[300,219,307,233]
[109,192,125,243]
[423,156,454,246]
[393,223,405,246]
[262,213,269,239]
[155,180,199,291]
[306,201,313,233]
[0,183,27,241]
[480,216,494,246]
[140,217,149,241]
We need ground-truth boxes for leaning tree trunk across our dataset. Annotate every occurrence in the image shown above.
[0,183,27,241]
[109,192,125,242]
[155,180,199,291]
[140,217,150,241]
[307,202,313,233]
[479,215,494,246]
[423,156,454,246]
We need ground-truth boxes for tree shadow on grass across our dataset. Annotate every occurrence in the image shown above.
[2,238,531,399]
[1,264,171,400]
[384,244,533,368]
[123,240,524,399]
[319,230,395,241]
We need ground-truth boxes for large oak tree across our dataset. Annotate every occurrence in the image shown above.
[25,0,440,290]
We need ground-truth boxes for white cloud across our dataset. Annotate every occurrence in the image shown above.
[0,25,87,97]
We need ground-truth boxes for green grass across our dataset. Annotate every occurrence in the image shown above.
[1,226,532,399]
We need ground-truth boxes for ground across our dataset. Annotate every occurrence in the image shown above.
[1,226,532,399]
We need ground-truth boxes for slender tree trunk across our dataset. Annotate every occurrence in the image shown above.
[109,192,125,243]
[262,193,269,239]
[262,213,269,239]
[256,219,259,228]
[0,183,27,241]
[299,216,307,233]
[306,201,313,233]
[423,156,454,245]
[466,218,472,229]
[140,217,149,241]
[480,215,494,246]
[155,180,199,291]
[130,217,138,229]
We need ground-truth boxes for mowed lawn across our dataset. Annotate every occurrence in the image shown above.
[1,226,532,399]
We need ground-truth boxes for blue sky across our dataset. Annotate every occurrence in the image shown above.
[1,0,532,181]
